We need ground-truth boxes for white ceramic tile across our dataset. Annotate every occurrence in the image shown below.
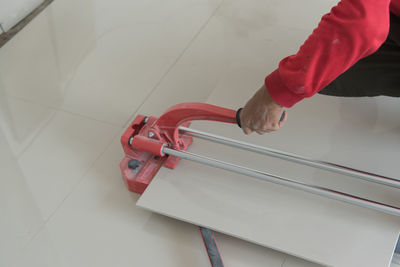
[0,129,46,267]
[0,96,55,156]
[0,0,43,32]
[0,0,222,125]
[0,109,117,266]
[10,228,66,267]
[17,111,118,220]
[283,256,323,267]
[213,232,285,267]
[0,96,54,266]
[9,135,211,267]
[0,10,64,107]
[58,23,194,126]
[3,0,398,267]
[59,0,223,125]
[43,0,97,81]
[216,0,338,33]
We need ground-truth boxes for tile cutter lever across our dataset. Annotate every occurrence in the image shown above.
[120,102,400,217]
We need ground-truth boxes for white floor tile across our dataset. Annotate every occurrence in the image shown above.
[17,111,118,220]
[214,232,285,267]
[10,228,66,267]
[59,0,222,125]
[0,96,55,157]
[0,11,64,107]
[283,256,323,267]
[0,0,223,126]
[2,0,397,266]
[0,97,54,266]
[218,0,338,32]
[0,129,46,267]
[10,135,210,267]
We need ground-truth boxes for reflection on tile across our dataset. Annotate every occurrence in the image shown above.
[0,0,222,126]
[59,24,193,125]
[45,0,96,80]
[0,10,63,107]
[0,129,46,267]
[17,111,118,220]
[0,96,55,156]
[59,0,222,125]
[12,135,210,267]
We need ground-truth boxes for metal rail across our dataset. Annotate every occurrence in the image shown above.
[179,126,400,189]
[163,147,400,217]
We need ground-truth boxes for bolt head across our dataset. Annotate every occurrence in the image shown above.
[148,132,155,138]
[128,159,141,170]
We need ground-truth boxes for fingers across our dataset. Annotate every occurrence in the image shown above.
[241,111,286,135]
[239,84,287,135]
[242,126,253,135]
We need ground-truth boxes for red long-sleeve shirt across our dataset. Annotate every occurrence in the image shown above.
[266,0,400,107]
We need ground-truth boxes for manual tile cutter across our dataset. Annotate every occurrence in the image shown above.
[120,102,400,266]
[120,102,400,216]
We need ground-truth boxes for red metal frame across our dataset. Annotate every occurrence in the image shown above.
[120,102,237,194]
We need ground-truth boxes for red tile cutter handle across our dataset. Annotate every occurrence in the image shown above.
[120,103,240,194]
[132,102,238,153]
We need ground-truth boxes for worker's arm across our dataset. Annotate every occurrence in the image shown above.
[240,0,392,135]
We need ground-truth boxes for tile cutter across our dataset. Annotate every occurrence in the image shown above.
[119,102,400,265]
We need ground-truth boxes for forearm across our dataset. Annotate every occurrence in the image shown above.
[266,0,392,107]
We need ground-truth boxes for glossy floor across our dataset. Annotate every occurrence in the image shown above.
[1,0,398,266]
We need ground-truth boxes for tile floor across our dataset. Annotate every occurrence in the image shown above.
[0,0,398,266]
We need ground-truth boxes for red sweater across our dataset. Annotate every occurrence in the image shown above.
[266,0,400,107]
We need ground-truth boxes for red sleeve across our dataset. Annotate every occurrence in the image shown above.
[265,0,392,108]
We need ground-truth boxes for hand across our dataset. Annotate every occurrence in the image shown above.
[240,84,287,135]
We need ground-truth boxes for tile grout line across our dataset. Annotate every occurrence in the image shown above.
[14,107,58,159]
[24,126,123,246]
[4,0,225,131]
[57,106,122,127]
[121,0,226,127]
[0,0,54,48]
[17,0,226,248]
[6,95,121,160]
[4,94,122,127]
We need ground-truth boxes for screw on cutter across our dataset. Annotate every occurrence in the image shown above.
[148,132,155,138]
[128,159,141,170]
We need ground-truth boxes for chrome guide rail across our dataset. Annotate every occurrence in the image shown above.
[163,147,400,217]
[179,126,400,189]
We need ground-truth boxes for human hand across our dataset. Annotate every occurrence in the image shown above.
[239,85,287,135]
